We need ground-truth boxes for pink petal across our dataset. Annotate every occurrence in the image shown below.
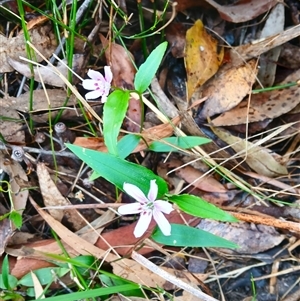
[104,66,113,83]
[153,209,172,236]
[123,183,149,204]
[85,90,102,100]
[118,203,143,215]
[133,210,152,237]
[147,180,158,202]
[154,200,174,214]
[87,69,105,81]
[82,79,99,90]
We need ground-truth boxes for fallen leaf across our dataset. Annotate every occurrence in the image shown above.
[197,219,285,254]
[279,43,300,69]
[100,34,136,89]
[7,54,84,87]
[185,20,224,100]
[0,219,13,256]
[203,0,278,23]
[112,259,206,291]
[211,85,300,126]
[37,163,86,230]
[100,34,141,132]
[0,152,28,216]
[74,117,180,153]
[166,159,227,193]
[166,22,187,58]
[196,60,257,120]
[1,89,77,112]
[229,24,300,67]
[0,24,56,73]
[0,107,25,144]
[212,127,288,177]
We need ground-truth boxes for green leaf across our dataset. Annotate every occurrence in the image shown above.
[100,275,143,297]
[169,194,238,222]
[149,136,211,152]
[1,255,11,289]
[103,90,130,155]
[31,285,138,301]
[134,42,168,93]
[117,134,141,158]
[18,267,69,286]
[66,144,168,197]
[9,211,22,229]
[0,274,18,290]
[152,224,238,248]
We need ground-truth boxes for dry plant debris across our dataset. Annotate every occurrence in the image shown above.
[0,0,299,300]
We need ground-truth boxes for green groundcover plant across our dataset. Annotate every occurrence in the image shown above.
[67,41,239,249]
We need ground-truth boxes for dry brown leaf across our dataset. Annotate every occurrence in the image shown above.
[77,211,116,245]
[0,152,28,216]
[166,159,227,193]
[7,54,84,87]
[197,220,285,254]
[229,24,300,67]
[279,43,300,69]
[185,19,224,100]
[1,89,77,112]
[100,34,141,132]
[112,259,206,290]
[196,60,257,120]
[100,34,135,89]
[203,0,278,23]
[0,107,25,144]
[212,85,300,127]
[0,24,56,73]
[166,22,187,58]
[74,117,179,153]
[0,219,13,256]
[36,163,86,230]
[212,127,288,177]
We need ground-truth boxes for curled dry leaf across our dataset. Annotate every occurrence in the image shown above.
[203,0,278,23]
[7,54,84,87]
[212,127,288,177]
[195,60,257,120]
[0,24,56,73]
[185,19,224,100]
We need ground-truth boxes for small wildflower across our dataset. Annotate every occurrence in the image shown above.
[118,180,174,238]
[82,66,113,102]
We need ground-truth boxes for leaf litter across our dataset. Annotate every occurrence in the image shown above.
[0,1,300,300]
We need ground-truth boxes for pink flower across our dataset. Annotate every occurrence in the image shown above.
[118,180,174,238]
[82,66,113,102]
